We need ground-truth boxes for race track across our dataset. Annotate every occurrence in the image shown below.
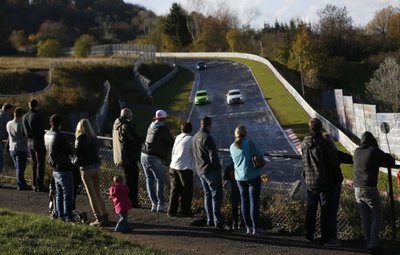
[176,59,303,187]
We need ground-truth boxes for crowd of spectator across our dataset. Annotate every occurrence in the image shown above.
[0,101,395,254]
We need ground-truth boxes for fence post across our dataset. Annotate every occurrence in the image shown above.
[387,167,397,241]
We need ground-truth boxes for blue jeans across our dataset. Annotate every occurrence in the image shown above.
[199,170,224,226]
[10,150,28,189]
[141,153,165,207]
[115,211,129,232]
[53,171,74,221]
[237,176,261,230]
[305,184,341,241]
[355,187,382,249]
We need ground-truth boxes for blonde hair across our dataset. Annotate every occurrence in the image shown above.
[234,125,247,148]
[75,119,96,138]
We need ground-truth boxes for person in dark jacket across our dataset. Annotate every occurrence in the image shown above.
[141,110,174,212]
[75,119,107,227]
[22,99,47,192]
[223,161,243,230]
[0,103,13,174]
[353,131,395,255]
[301,118,346,246]
[44,114,74,222]
[192,116,230,231]
[112,108,144,208]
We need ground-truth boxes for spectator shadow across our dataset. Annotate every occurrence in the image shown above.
[123,222,366,254]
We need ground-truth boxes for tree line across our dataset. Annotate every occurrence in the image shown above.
[1,1,400,111]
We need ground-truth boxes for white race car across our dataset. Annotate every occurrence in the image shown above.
[226,89,244,104]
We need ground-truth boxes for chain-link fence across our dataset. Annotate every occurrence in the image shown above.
[1,135,396,240]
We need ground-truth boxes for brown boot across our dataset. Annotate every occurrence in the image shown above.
[89,214,102,227]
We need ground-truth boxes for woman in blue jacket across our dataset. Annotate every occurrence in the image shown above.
[229,125,265,235]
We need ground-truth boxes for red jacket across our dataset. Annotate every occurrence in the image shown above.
[109,183,132,214]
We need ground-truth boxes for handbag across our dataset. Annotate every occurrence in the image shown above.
[249,140,266,168]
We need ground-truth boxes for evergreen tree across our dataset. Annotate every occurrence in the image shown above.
[163,3,192,50]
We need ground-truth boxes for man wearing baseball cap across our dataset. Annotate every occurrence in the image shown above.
[141,110,174,212]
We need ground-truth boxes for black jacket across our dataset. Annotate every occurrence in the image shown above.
[22,109,44,142]
[192,128,221,176]
[142,120,173,161]
[301,132,343,191]
[353,132,395,187]
[0,110,12,140]
[44,127,73,172]
[74,134,100,168]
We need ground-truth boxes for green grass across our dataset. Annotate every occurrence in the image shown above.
[0,209,164,255]
[131,66,194,137]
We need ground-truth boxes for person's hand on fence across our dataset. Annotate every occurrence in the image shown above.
[344,179,353,188]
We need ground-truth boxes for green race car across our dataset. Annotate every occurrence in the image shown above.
[195,90,210,105]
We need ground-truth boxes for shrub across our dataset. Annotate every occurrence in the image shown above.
[264,194,306,233]
[37,39,62,57]
[73,34,95,58]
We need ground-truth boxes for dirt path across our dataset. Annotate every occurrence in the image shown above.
[0,183,376,255]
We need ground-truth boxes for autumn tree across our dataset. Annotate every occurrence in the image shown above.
[226,28,241,52]
[272,38,291,65]
[388,12,400,48]
[73,34,95,57]
[365,6,399,38]
[9,30,28,50]
[37,20,72,45]
[288,28,324,89]
[196,16,229,51]
[366,57,400,111]
[163,3,192,51]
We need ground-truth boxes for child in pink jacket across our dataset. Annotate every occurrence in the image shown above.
[109,175,132,233]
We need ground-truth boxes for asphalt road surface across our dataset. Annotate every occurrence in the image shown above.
[176,59,303,192]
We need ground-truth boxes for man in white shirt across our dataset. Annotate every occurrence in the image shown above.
[168,122,195,217]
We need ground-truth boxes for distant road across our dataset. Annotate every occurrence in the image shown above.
[176,58,303,185]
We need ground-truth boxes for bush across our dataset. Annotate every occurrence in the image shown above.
[73,34,95,58]
[264,194,306,234]
[37,39,62,57]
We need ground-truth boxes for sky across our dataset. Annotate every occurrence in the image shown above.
[125,0,398,29]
